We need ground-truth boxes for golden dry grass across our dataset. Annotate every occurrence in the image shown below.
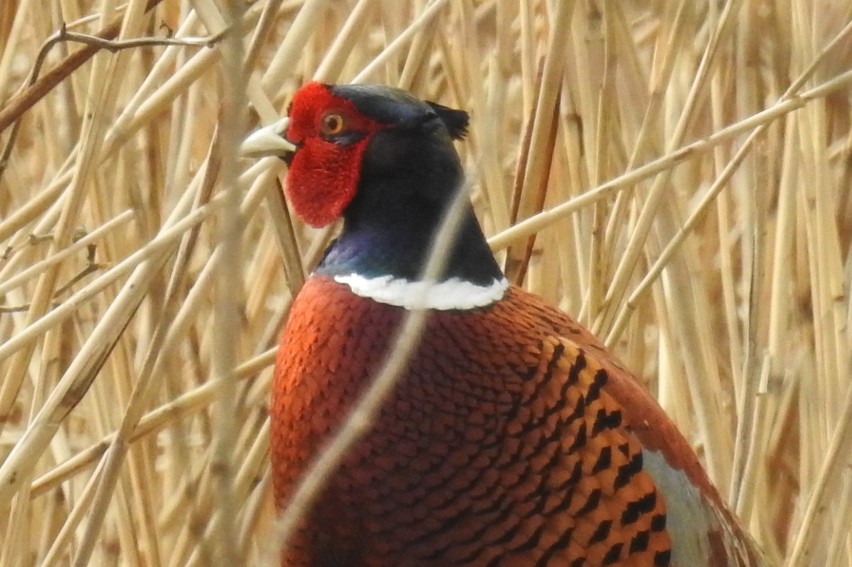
[1,1,851,565]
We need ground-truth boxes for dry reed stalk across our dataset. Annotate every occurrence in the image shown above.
[1,1,851,565]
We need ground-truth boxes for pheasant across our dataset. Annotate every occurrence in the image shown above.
[242,82,765,566]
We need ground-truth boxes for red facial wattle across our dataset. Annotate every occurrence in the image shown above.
[282,82,383,227]
[284,136,369,227]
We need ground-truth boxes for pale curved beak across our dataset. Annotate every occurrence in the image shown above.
[240,117,296,158]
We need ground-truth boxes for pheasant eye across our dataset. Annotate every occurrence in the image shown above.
[320,112,346,137]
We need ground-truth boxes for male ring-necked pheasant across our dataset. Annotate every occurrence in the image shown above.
[242,82,765,566]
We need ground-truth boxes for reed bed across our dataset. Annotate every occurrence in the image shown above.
[1,1,851,565]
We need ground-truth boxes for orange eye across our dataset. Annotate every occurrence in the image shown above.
[320,112,346,136]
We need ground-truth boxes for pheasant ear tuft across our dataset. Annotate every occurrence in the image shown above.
[427,102,469,140]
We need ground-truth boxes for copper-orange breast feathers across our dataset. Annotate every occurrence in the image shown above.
[269,277,762,566]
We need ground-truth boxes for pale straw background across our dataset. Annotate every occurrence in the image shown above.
[1,1,851,565]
